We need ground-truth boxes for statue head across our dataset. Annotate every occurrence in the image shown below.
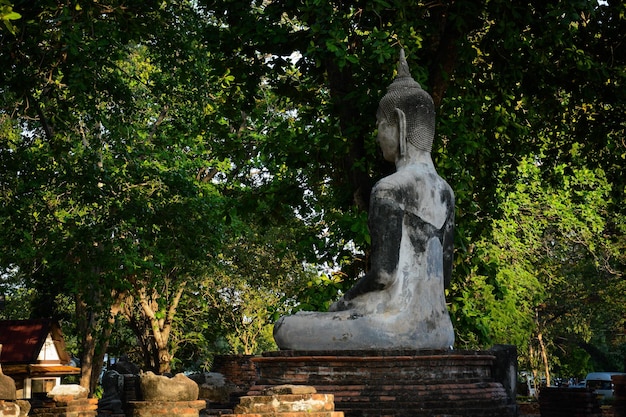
[377,49,435,154]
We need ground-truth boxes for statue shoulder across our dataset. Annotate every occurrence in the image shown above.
[371,171,413,197]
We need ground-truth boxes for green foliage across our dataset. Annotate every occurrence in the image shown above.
[0,0,233,380]
[292,273,346,313]
[0,0,20,35]
[1,0,625,384]
[456,153,624,374]
[176,221,315,361]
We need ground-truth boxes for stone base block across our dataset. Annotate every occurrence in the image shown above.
[224,413,343,417]
[29,398,98,417]
[127,400,206,417]
[249,350,516,417]
[237,394,336,414]
[222,385,343,417]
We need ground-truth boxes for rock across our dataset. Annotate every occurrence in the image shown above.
[0,346,17,401]
[0,400,20,416]
[0,373,17,401]
[47,384,89,400]
[16,399,30,416]
[140,372,199,401]
[189,372,238,403]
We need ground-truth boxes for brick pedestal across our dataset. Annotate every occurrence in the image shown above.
[29,397,98,417]
[250,350,517,417]
[207,355,258,413]
[127,400,206,417]
[212,355,257,389]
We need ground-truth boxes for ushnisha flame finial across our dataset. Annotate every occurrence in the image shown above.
[388,49,422,91]
[397,49,411,78]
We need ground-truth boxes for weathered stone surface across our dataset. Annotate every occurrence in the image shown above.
[139,372,199,401]
[0,374,16,401]
[47,384,89,400]
[236,394,334,413]
[204,355,258,412]
[262,385,316,395]
[273,50,455,351]
[490,344,518,406]
[15,399,30,417]
[0,400,20,417]
[221,387,343,417]
[188,371,238,404]
[223,412,344,417]
[97,370,124,413]
[127,400,206,417]
[0,347,16,402]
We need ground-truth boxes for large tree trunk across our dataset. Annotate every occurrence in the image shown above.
[124,277,185,374]
[537,330,551,387]
[76,295,96,394]
[76,292,122,395]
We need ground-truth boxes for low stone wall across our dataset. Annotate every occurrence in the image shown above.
[29,396,98,417]
[539,387,602,417]
[211,355,257,389]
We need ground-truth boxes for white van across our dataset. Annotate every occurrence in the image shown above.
[584,372,626,399]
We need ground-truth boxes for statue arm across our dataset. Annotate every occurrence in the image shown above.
[442,189,454,288]
[343,196,402,301]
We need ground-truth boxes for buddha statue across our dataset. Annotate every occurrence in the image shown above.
[273,50,455,350]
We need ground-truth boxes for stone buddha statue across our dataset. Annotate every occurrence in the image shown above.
[273,50,455,350]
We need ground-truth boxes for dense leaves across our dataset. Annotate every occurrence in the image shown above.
[0,0,624,391]
[0,0,230,385]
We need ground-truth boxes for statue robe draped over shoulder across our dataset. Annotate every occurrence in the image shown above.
[340,164,455,313]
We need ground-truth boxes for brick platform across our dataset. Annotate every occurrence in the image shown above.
[29,397,98,417]
[249,350,517,417]
[127,400,206,417]
[206,354,259,413]
[212,355,257,389]
[223,385,343,417]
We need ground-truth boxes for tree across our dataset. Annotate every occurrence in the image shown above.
[0,0,19,34]
[1,0,624,387]
[201,0,625,366]
[0,0,230,388]
[454,153,624,382]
